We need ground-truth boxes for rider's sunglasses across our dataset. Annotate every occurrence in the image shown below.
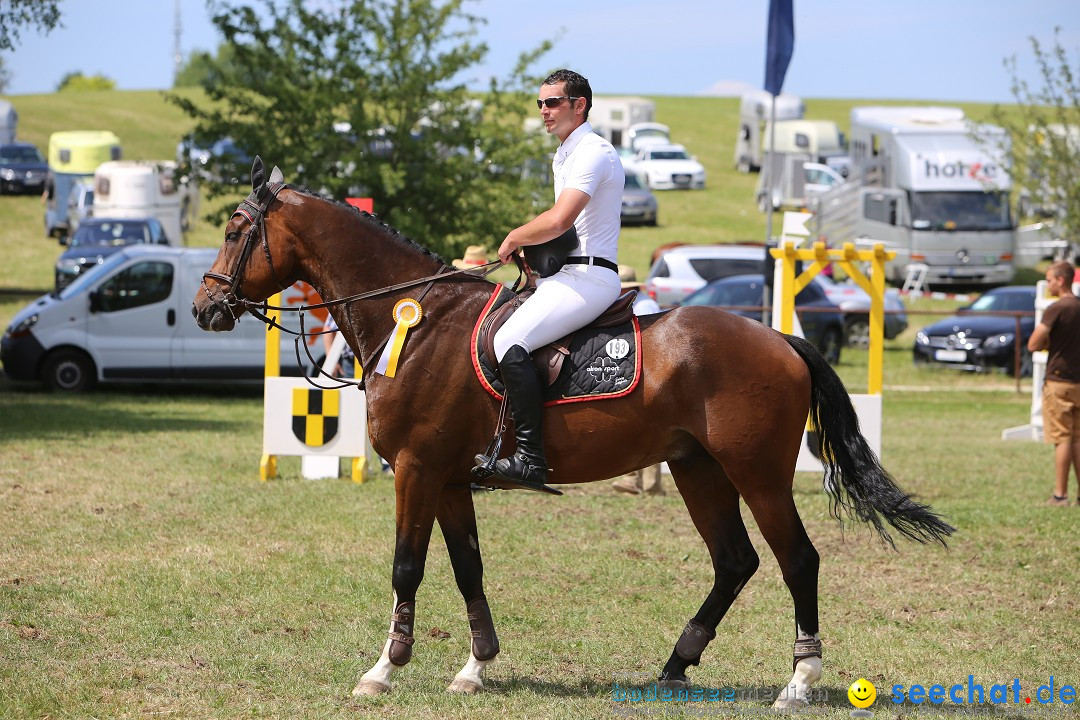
[537,96,579,110]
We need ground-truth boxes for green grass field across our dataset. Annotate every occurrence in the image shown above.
[1,386,1076,719]
[2,90,1077,719]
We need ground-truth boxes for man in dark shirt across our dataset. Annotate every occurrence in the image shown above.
[1028,260,1080,506]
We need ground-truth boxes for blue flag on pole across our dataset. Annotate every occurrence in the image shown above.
[764,0,794,96]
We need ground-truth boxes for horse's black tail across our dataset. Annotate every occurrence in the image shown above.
[784,335,955,549]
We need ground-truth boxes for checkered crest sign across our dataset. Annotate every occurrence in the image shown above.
[291,387,340,447]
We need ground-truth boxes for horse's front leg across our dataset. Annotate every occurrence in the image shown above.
[437,483,499,694]
[353,466,440,696]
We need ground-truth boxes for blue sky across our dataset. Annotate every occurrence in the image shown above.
[2,0,1078,102]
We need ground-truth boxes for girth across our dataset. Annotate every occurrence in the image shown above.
[479,289,637,385]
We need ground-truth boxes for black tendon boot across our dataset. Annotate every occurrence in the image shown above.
[491,344,550,490]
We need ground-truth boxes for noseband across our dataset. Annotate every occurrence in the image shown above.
[201,181,289,320]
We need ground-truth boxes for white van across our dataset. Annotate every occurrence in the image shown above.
[93,161,199,244]
[1,247,328,392]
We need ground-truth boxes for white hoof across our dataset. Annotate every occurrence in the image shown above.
[447,677,484,694]
[352,679,391,696]
[771,696,808,712]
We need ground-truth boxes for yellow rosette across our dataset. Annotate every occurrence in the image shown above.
[374,298,422,377]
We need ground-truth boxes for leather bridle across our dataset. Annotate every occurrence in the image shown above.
[200,181,289,323]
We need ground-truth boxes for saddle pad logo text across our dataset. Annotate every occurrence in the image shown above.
[606,338,630,360]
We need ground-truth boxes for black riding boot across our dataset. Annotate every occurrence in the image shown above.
[491,344,549,489]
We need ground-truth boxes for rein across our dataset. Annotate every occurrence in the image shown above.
[262,260,506,391]
[203,180,522,390]
[242,259,505,317]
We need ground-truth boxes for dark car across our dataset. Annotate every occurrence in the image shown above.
[177,135,254,184]
[680,273,844,364]
[55,217,169,292]
[621,172,658,226]
[912,285,1037,377]
[0,142,49,194]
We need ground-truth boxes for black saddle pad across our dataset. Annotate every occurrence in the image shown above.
[470,285,642,406]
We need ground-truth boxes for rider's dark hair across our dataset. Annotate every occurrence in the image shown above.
[543,69,592,122]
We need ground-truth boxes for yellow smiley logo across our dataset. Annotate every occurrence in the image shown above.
[848,678,876,708]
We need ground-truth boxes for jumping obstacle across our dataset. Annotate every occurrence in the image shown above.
[259,288,370,482]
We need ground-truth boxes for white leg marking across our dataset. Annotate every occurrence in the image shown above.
[353,593,401,696]
[353,639,399,695]
[772,655,823,710]
[447,650,492,693]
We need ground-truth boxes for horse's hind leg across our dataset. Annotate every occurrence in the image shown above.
[659,451,760,688]
[735,463,823,710]
[436,484,499,694]
[353,465,439,696]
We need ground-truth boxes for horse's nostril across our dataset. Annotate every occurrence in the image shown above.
[191,304,198,319]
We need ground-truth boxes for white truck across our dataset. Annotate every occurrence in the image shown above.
[93,160,199,244]
[0,100,16,144]
[763,119,850,177]
[810,106,1016,287]
[588,96,655,148]
[734,90,804,173]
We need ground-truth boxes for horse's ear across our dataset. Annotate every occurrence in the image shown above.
[269,165,284,185]
[250,156,265,192]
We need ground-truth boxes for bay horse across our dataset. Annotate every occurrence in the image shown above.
[192,158,953,707]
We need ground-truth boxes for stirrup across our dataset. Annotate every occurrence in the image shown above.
[470,454,562,495]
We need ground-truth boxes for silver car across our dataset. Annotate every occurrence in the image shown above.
[643,244,767,307]
[621,172,657,226]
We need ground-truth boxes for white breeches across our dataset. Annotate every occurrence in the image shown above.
[493,263,620,361]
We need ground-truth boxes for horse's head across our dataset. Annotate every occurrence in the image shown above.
[192,156,292,331]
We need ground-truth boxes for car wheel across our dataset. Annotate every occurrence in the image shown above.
[42,349,97,393]
[845,316,870,348]
[819,327,842,365]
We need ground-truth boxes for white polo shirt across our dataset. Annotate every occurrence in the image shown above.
[552,121,623,263]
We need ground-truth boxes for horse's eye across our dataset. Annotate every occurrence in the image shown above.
[225,231,239,243]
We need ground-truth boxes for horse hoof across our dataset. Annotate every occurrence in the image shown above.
[657,676,691,690]
[352,679,391,696]
[771,697,808,713]
[447,677,483,694]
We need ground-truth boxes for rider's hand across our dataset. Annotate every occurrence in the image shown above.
[498,234,519,264]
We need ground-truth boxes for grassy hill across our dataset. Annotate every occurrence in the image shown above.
[0,89,1011,298]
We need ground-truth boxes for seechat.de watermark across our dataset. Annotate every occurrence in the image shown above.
[890,676,1076,708]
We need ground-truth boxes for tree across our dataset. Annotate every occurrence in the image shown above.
[173,43,243,88]
[0,0,61,50]
[56,71,116,92]
[990,27,1080,246]
[165,0,553,259]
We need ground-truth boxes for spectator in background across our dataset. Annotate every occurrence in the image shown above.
[619,264,660,315]
[1027,260,1080,506]
[612,265,664,495]
[452,245,492,270]
[322,314,355,379]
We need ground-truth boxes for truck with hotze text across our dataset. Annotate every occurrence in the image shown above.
[810,106,1016,287]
